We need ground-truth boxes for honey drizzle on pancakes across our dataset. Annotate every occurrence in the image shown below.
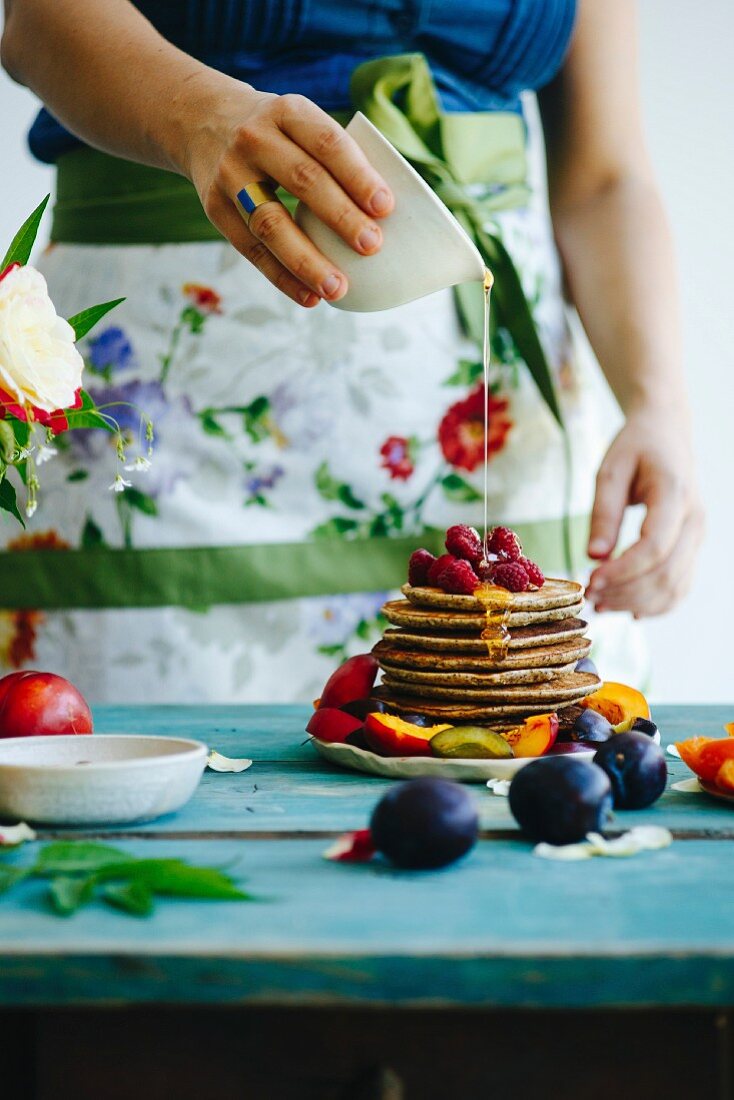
[474,583,512,661]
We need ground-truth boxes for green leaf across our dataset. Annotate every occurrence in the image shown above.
[242,396,271,443]
[67,469,89,483]
[0,420,16,463]
[0,477,25,526]
[0,865,30,896]
[181,304,205,333]
[444,358,483,386]
[67,298,125,342]
[81,515,105,548]
[48,874,97,916]
[34,841,131,875]
[310,516,360,539]
[101,880,154,917]
[122,486,158,517]
[441,473,482,503]
[0,195,49,270]
[315,463,364,509]
[98,859,250,901]
[198,411,230,439]
[65,390,116,434]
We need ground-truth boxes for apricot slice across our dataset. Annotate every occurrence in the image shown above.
[726,722,734,738]
[580,681,650,729]
[716,759,734,793]
[695,739,734,783]
[431,726,513,760]
[364,712,451,757]
[676,736,710,776]
[503,713,559,758]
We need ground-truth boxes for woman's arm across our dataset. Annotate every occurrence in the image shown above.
[539,0,703,617]
[1,0,394,307]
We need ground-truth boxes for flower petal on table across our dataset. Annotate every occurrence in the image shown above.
[206,750,253,773]
[0,822,36,847]
[671,778,703,794]
[486,779,511,797]
[323,829,376,863]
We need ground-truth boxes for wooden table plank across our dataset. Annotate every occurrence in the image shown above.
[44,703,733,837]
[1,836,734,1008]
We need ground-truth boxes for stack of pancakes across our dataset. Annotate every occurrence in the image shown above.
[373,579,601,728]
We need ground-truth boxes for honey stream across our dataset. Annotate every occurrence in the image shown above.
[478,267,512,661]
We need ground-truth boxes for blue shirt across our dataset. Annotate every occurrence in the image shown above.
[28,0,576,163]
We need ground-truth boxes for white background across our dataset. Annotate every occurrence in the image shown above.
[0,2,731,702]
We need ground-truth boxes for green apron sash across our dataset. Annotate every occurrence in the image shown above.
[0,518,589,610]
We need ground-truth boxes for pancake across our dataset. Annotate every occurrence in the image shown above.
[373,636,591,672]
[402,577,583,613]
[378,669,600,705]
[382,618,589,653]
[372,689,586,725]
[382,600,584,632]
[378,660,577,687]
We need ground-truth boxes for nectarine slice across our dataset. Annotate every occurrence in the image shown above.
[364,712,450,757]
[675,737,710,776]
[503,713,559,758]
[725,722,734,738]
[306,707,363,744]
[716,759,734,793]
[580,682,650,728]
[695,739,734,783]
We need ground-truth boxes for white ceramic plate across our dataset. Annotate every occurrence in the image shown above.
[0,735,207,825]
[311,738,594,782]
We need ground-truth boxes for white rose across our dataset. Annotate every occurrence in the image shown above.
[0,264,83,413]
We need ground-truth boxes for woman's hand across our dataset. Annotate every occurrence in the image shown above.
[585,407,704,617]
[181,83,394,307]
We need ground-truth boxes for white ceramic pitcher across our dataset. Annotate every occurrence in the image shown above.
[295,112,486,312]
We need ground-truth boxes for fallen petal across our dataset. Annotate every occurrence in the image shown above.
[323,829,376,863]
[666,744,681,758]
[671,778,703,794]
[206,750,253,773]
[533,841,594,861]
[486,778,511,797]
[0,822,36,847]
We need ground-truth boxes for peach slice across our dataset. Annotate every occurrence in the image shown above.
[318,654,379,710]
[580,681,650,730]
[503,713,559,758]
[306,708,364,744]
[695,739,734,783]
[676,736,710,776]
[726,722,734,738]
[716,759,734,793]
[364,712,451,757]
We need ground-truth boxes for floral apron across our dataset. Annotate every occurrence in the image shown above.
[0,58,647,702]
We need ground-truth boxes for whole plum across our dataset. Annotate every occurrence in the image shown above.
[509,758,612,845]
[370,778,478,869]
[593,732,667,809]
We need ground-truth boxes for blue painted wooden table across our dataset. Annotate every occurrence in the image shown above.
[2,705,733,1100]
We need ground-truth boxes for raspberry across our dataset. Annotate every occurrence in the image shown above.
[427,553,457,587]
[519,556,545,588]
[490,561,530,593]
[408,548,436,587]
[437,558,479,595]
[486,525,523,561]
[445,524,483,565]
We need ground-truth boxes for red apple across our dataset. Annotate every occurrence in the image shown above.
[0,672,93,737]
[306,707,364,744]
[318,654,379,710]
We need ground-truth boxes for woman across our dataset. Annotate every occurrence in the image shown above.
[0,0,702,702]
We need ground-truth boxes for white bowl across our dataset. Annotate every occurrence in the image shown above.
[311,738,594,782]
[295,112,486,312]
[0,735,207,825]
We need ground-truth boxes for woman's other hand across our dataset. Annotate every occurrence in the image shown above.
[585,408,704,617]
[181,86,394,307]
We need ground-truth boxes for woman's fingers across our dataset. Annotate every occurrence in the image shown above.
[206,191,320,308]
[592,506,704,616]
[248,130,386,256]
[588,467,689,595]
[277,95,394,217]
[245,193,348,300]
[587,440,636,560]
